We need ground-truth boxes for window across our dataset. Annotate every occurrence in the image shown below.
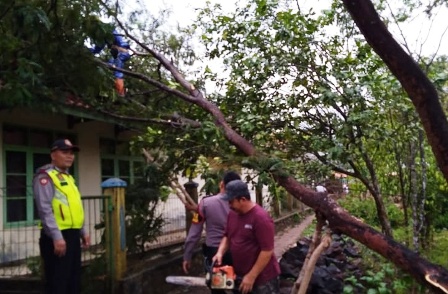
[2,125,77,226]
[100,139,143,185]
[5,150,28,223]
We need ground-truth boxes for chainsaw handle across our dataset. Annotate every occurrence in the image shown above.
[204,257,216,271]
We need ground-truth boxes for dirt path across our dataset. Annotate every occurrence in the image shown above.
[166,214,315,294]
[274,214,315,260]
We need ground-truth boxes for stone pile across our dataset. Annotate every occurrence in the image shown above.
[279,234,364,294]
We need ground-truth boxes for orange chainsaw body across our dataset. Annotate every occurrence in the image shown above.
[207,265,236,289]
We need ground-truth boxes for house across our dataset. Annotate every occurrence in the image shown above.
[0,105,143,269]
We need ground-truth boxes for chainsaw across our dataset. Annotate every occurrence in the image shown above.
[166,261,240,290]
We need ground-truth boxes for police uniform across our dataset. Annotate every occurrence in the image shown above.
[34,160,86,293]
[183,194,233,294]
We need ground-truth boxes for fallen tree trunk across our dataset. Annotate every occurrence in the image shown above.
[125,51,448,293]
[277,176,448,293]
[116,5,448,291]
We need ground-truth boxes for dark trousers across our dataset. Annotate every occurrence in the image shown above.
[202,245,236,294]
[39,229,81,294]
[250,277,280,294]
[202,244,233,268]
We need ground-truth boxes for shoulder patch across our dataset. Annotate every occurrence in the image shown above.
[40,178,49,186]
[191,212,203,224]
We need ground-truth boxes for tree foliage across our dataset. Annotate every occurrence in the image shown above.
[3,0,448,291]
[0,0,114,106]
[195,0,431,237]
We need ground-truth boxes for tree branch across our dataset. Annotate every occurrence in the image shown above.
[342,0,448,185]
[97,108,201,128]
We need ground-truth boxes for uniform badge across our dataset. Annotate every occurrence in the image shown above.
[191,213,200,224]
[57,173,68,186]
[40,178,49,186]
[191,212,204,224]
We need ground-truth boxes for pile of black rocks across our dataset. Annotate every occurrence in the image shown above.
[279,234,364,294]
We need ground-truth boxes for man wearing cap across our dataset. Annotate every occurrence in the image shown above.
[33,139,90,294]
[182,171,241,294]
[213,180,280,294]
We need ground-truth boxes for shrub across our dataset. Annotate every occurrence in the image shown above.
[26,256,41,276]
[338,195,404,229]
[125,164,168,255]
[344,250,414,294]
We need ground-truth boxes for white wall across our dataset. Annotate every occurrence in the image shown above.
[0,108,132,266]
[0,108,131,195]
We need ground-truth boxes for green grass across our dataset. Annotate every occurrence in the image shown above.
[389,226,448,268]
[424,229,448,267]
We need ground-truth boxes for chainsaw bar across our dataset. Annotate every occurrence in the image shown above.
[165,275,207,287]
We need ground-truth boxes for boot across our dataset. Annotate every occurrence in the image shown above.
[115,78,125,96]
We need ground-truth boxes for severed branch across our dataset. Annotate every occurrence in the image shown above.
[129,48,150,57]
[97,60,199,103]
[291,212,326,294]
[298,230,332,294]
[170,179,197,207]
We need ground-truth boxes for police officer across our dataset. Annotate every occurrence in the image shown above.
[33,139,90,294]
[183,171,241,294]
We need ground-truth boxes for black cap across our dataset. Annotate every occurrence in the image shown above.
[221,180,250,201]
[51,139,80,152]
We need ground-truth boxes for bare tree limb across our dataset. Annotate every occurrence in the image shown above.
[291,212,326,294]
[97,108,202,128]
[298,231,332,294]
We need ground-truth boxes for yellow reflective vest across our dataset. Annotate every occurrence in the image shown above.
[46,168,84,230]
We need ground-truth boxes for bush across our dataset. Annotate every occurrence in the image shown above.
[81,254,109,294]
[343,242,415,294]
[94,172,167,256]
[125,165,168,254]
[338,195,404,229]
[344,263,412,294]
[26,256,41,276]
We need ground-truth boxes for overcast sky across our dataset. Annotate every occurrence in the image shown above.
[143,0,448,57]
[129,0,447,95]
